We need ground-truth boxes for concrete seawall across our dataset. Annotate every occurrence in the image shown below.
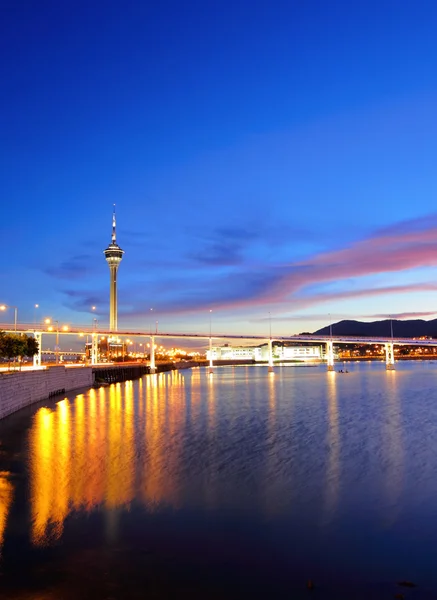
[0,366,93,420]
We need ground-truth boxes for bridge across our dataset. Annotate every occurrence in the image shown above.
[2,322,437,373]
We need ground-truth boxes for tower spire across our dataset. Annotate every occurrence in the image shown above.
[112,204,116,244]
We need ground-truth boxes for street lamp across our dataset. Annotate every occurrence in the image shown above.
[45,319,68,364]
[34,304,39,325]
[54,320,60,365]
[0,304,18,332]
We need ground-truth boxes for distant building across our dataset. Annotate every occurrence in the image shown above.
[254,344,323,362]
[207,343,324,362]
[207,344,256,360]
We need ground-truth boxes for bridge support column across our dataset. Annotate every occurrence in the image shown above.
[268,338,274,373]
[91,333,98,365]
[33,332,42,368]
[209,337,214,374]
[326,341,335,371]
[150,336,156,373]
[385,342,395,370]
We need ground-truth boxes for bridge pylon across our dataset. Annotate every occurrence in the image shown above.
[326,341,335,372]
[268,339,274,373]
[91,333,98,365]
[209,337,214,374]
[385,342,395,370]
[150,336,156,373]
[33,332,42,368]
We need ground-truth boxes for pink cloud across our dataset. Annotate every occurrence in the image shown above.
[122,214,437,318]
[212,219,437,313]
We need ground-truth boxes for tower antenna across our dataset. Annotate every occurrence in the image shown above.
[112,203,116,243]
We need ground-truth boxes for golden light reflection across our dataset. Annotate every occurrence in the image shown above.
[143,374,165,506]
[29,381,140,546]
[0,472,14,553]
[28,371,207,546]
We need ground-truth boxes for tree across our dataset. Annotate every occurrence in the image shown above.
[0,334,24,370]
[0,332,39,370]
[23,335,39,360]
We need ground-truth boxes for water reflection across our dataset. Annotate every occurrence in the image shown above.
[29,382,140,545]
[381,371,404,524]
[21,365,422,554]
[324,372,340,521]
[0,472,13,553]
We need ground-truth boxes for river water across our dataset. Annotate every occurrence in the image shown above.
[0,363,437,598]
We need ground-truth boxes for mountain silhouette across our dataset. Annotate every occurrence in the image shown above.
[313,319,437,338]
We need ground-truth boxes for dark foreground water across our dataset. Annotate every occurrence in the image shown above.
[0,363,437,599]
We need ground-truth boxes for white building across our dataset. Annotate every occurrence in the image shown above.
[207,345,256,360]
[207,344,324,362]
[254,344,323,362]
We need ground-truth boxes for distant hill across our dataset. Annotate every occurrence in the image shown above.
[313,319,437,338]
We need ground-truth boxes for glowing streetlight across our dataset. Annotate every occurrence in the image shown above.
[34,304,39,325]
[0,304,18,332]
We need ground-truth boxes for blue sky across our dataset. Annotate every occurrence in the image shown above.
[2,0,437,341]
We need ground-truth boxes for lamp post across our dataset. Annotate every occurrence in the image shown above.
[0,304,18,332]
[34,304,39,325]
[55,320,59,365]
[208,309,213,374]
[45,319,68,365]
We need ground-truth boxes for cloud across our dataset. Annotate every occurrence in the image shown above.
[54,212,437,321]
[364,311,437,320]
[186,225,261,267]
[45,255,95,280]
[62,289,107,314]
[221,218,437,311]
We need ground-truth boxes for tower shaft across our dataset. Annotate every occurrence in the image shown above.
[109,264,119,331]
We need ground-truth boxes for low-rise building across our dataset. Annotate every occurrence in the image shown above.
[207,343,324,362]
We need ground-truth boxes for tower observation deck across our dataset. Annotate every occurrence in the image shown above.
[104,209,124,332]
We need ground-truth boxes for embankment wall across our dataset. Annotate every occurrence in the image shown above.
[0,366,93,419]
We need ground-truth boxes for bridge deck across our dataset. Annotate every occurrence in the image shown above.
[1,323,436,346]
